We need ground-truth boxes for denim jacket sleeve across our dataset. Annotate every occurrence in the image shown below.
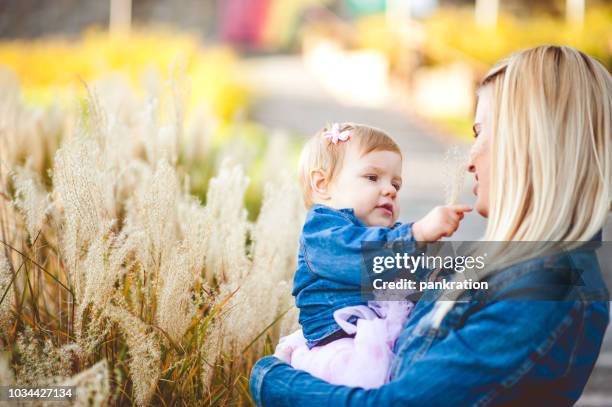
[250,299,603,407]
[302,208,415,287]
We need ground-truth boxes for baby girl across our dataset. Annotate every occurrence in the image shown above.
[275,123,471,388]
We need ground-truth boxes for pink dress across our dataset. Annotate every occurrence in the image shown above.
[277,301,413,389]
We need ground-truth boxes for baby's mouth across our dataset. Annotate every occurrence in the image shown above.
[376,203,393,216]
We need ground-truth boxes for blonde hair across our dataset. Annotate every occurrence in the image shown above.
[483,45,611,242]
[298,123,401,207]
[432,45,612,326]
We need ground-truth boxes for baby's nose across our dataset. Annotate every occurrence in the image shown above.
[383,184,397,197]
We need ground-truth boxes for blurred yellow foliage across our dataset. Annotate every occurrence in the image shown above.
[354,15,403,65]
[353,5,611,72]
[351,5,610,139]
[423,6,611,71]
[0,28,249,121]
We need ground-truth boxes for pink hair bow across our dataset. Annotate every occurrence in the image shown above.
[323,123,351,144]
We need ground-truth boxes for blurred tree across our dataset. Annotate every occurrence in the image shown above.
[436,0,567,16]
[474,0,498,27]
[566,0,585,26]
[219,0,270,49]
[110,0,132,34]
[346,0,386,16]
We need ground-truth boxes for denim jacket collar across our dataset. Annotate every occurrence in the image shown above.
[310,204,363,225]
[310,203,402,229]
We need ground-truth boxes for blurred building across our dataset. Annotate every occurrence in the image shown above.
[0,0,218,39]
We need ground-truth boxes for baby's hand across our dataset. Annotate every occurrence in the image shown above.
[412,205,472,241]
[274,343,294,363]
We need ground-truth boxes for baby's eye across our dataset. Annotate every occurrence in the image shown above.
[392,183,401,191]
[365,174,378,182]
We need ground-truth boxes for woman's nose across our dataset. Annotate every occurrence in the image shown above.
[467,149,477,173]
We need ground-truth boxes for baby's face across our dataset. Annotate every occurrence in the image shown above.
[327,144,402,227]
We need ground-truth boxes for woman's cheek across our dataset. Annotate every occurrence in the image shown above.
[475,182,489,217]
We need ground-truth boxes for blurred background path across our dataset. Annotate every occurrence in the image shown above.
[244,54,612,407]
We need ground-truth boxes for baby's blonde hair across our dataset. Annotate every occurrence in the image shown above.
[298,123,401,207]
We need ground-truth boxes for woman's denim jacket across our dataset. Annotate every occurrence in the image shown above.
[252,236,610,406]
[293,204,415,347]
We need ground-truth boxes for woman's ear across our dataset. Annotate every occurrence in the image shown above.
[310,169,331,201]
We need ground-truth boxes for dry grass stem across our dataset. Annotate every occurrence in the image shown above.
[444,146,469,205]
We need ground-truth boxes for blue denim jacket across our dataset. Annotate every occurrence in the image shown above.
[252,240,610,406]
[294,204,415,347]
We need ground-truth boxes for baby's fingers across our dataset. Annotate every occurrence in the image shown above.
[444,209,462,222]
[448,204,473,214]
[274,345,294,363]
[441,219,459,237]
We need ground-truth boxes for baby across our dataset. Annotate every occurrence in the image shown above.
[275,123,470,388]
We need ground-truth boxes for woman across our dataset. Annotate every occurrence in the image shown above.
[250,45,611,406]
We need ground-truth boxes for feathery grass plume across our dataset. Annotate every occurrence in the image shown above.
[12,166,50,244]
[0,247,12,335]
[156,245,197,342]
[251,178,303,281]
[90,75,140,127]
[77,310,112,360]
[81,226,138,311]
[223,177,303,350]
[135,61,189,168]
[76,226,139,353]
[0,351,14,385]
[13,328,75,386]
[155,124,180,166]
[0,70,69,180]
[0,69,28,170]
[183,105,214,167]
[81,84,109,149]
[19,107,66,178]
[177,194,209,278]
[124,159,180,311]
[443,146,469,205]
[202,160,250,285]
[88,78,149,173]
[278,306,300,337]
[108,305,160,407]
[50,359,110,407]
[261,131,293,185]
[199,318,224,391]
[0,64,303,405]
[167,58,189,162]
[0,163,20,338]
[137,97,163,165]
[52,137,116,290]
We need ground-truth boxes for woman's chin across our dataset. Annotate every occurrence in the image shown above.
[475,201,488,218]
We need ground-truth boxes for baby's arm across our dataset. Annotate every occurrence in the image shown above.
[303,210,418,286]
[411,204,472,241]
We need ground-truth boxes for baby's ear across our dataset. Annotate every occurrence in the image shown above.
[310,169,331,200]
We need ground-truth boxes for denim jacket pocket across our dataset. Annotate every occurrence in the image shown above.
[389,301,472,379]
